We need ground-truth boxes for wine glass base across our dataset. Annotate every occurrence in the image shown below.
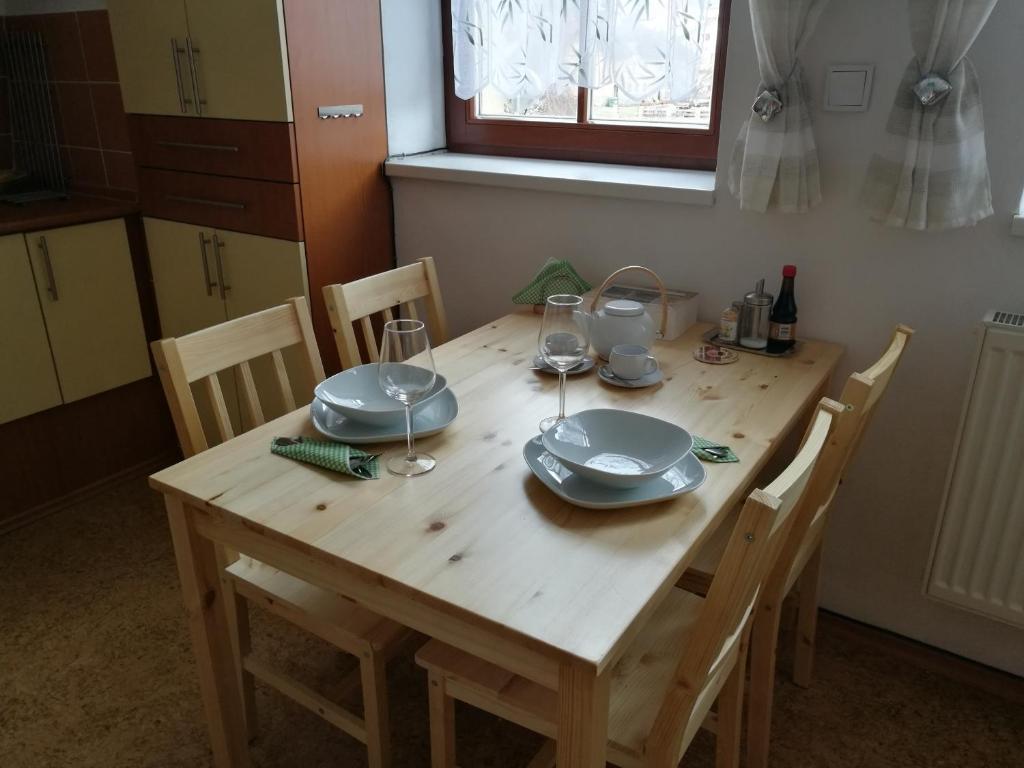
[538,415,564,433]
[386,452,436,477]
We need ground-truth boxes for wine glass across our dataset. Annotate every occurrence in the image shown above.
[378,319,438,477]
[538,294,590,433]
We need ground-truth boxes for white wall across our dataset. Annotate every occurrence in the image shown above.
[4,0,104,13]
[388,0,1024,675]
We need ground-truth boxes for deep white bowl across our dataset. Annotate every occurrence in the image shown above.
[541,408,693,489]
[314,364,447,426]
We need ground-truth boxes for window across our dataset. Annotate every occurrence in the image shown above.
[442,0,733,171]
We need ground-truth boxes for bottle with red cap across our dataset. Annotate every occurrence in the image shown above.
[767,265,798,353]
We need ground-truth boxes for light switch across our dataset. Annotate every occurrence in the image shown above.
[824,64,874,112]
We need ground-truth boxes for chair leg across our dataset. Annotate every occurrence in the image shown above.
[715,626,749,768]
[216,548,258,742]
[427,669,456,768]
[793,543,823,688]
[360,649,392,768]
[746,598,783,768]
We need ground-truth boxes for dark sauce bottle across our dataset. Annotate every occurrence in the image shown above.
[768,265,797,354]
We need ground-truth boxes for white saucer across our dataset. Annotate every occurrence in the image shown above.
[532,355,596,376]
[598,365,663,389]
[523,436,705,510]
[311,390,458,444]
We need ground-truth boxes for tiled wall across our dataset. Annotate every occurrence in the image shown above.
[4,10,135,199]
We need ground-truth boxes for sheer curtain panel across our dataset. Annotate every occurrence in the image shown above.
[727,0,829,214]
[863,0,999,231]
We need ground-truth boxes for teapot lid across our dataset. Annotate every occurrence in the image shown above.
[604,299,644,317]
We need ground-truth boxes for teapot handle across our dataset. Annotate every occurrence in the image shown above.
[590,265,669,339]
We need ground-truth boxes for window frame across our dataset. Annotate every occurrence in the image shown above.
[441,0,733,171]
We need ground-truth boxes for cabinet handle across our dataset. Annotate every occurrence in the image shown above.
[165,194,246,210]
[212,235,230,300]
[170,38,191,113]
[185,37,205,116]
[198,232,217,297]
[156,140,240,153]
[38,236,58,301]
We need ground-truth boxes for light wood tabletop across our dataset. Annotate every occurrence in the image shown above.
[151,312,843,767]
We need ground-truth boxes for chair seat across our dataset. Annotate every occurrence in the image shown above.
[226,556,407,654]
[417,587,720,767]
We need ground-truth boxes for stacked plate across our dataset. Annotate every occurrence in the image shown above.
[311,364,459,444]
[524,409,705,509]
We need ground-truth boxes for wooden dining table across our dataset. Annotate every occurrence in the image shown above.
[150,312,843,767]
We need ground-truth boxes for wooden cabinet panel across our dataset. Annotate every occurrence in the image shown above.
[108,0,193,117]
[139,168,303,241]
[0,234,62,424]
[184,0,292,122]
[130,116,299,182]
[220,230,312,421]
[29,221,151,404]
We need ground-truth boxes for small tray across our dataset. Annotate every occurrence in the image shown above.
[702,329,798,358]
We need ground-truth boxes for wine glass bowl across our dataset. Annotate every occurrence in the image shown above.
[538,295,590,433]
[378,319,438,476]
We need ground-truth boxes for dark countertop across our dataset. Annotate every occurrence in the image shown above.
[0,195,139,236]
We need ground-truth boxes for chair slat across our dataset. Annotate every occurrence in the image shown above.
[202,373,235,444]
[271,349,296,412]
[237,361,266,428]
[360,316,379,363]
[404,301,420,322]
[382,306,395,325]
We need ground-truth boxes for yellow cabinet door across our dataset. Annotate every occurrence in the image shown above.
[218,229,310,423]
[29,220,152,404]
[0,234,62,424]
[108,0,193,117]
[144,217,241,444]
[183,0,292,121]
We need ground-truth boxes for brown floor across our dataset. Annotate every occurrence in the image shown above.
[1,478,1022,768]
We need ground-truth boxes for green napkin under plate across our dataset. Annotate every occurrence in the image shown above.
[271,437,380,479]
[513,258,591,305]
[692,436,739,463]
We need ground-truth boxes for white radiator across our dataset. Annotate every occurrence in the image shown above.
[926,311,1024,627]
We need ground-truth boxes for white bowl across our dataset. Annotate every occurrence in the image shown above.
[541,408,693,489]
[314,364,447,426]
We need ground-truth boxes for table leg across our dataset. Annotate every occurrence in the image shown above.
[166,497,251,768]
[556,662,610,768]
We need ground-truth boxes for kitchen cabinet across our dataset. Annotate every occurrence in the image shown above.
[0,234,63,424]
[28,220,152,405]
[108,0,292,122]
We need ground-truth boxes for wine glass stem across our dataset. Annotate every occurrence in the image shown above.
[558,371,567,421]
[405,404,416,461]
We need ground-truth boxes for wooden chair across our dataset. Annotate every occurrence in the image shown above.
[152,296,407,768]
[323,257,448,369]
[415,398,843,768]
[679,324,914,768]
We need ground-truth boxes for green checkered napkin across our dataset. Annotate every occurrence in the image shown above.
[271,437,380,479]
[692,436,739,463]
[512,259,592,305]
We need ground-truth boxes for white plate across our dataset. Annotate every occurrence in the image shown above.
[311,390,458,444]
[523,436,705,510]
[598,365,663,389]
[314,364,448,426]
[532,355,596,376]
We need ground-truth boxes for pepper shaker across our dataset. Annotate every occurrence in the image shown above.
[740,279,773,350]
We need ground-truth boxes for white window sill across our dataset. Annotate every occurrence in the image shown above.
[1012,214,1024,237]
[385,151,716,206]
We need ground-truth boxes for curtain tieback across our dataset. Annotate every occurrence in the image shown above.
[751,60,801,123]
[912,73,953,106]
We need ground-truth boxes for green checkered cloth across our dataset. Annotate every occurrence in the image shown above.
[693,436,739,463]
[271,437,380,479]
[512,259,591,305]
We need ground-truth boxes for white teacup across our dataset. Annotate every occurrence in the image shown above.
[609,344,658,380]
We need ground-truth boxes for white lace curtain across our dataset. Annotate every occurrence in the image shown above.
[728,0,830,214]
[862,0,998,231]
[451,0,714,104]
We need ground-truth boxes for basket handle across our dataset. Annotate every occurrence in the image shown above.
[590,265,669,339]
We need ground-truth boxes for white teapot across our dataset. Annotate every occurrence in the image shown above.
[589,266,668,360]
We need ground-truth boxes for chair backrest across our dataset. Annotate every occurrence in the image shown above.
[644,398,843,766]
[152,296,326,457]
[322,257,448,369]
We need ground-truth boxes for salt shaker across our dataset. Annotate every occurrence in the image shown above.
[740,279,773,350]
